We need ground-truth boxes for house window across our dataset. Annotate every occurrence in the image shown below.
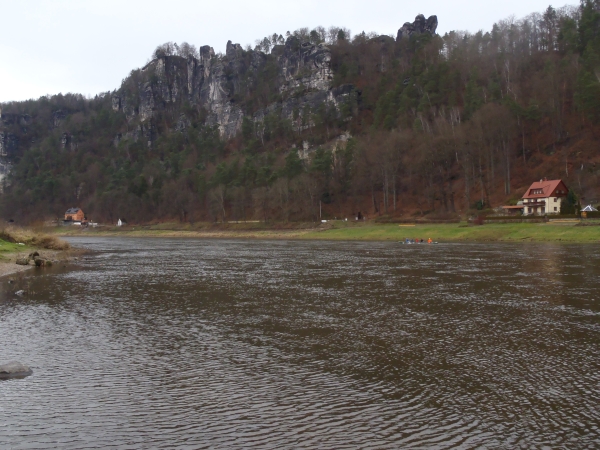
[554,207,557,211]
[554,198,557,202]
[542,207,545,213]
[528,207,533,213]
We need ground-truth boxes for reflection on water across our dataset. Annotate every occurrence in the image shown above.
[1,238,600,449]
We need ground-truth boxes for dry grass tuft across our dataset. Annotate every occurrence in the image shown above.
[0,226,70,250]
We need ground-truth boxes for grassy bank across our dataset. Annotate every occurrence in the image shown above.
[0,226,74,279]
[50,220,600,243]
[302,222,600,242]
[0,226,70,251]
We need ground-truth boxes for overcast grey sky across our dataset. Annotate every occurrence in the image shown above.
[0,0,573,103]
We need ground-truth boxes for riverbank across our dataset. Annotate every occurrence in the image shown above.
[50,220,600,243]
[0,227,78,279]
[303,222,600,242]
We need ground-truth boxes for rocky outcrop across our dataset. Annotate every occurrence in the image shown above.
[0,132,19,156]
[1,112,30,127]
[396,15,438,41]
[175,113,191,132]
[61,133,70,149]
[253,84,356,133]
[0,132,6,157]
[277,37,333,94]
[139,83,155,122]
[111,93,121,111]
[297,131,352,160]
[197,42,247,137]
[52,110,66,128]
[116,122,155,147]
[0,361,32,379]
[107,15,437,145]
[111,34,359,141]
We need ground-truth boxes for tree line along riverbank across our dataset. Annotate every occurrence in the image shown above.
[49,221,600,243]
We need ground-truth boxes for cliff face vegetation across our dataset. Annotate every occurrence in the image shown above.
[2,3,600,224]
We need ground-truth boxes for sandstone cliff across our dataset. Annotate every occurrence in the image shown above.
[1,14,438,156]
[110,34,357,143]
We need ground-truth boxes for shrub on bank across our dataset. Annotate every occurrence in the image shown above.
[0,226,70,250]
[480,216,545,221]
[376,218,461,224]
[470,214,584,224]
[582,211,600,219]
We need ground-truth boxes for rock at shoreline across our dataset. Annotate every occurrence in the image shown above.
[15,253,52,267]
[0,361,33,379]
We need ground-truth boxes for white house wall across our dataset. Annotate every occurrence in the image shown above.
[523,197,561,215]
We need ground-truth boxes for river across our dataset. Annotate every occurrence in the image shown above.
[1,238,599,448]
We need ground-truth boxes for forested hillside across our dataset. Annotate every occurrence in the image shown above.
[2,2,600,224]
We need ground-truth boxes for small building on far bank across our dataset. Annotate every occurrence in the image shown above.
[502,201,525,215]
[581,205,598,218]
[64,208,84,222]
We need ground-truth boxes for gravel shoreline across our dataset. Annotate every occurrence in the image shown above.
[0,249,86,280]
[0,262,34,278]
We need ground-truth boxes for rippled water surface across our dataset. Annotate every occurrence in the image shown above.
[1,238,600,449]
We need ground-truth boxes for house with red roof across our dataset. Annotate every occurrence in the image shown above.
[64,207,85,222]
[503,179,569,216]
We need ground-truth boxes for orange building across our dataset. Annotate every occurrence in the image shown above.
[64,208,84,222]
